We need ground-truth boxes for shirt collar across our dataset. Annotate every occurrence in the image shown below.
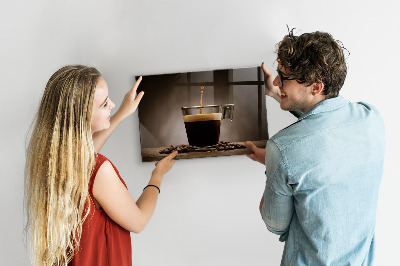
[298,95,350,121]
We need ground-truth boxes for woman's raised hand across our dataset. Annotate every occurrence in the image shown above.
[116,76,145,119]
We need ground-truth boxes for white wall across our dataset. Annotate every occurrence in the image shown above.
[1,0,399,265]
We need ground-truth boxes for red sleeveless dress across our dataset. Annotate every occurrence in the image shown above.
[69,153,132,266]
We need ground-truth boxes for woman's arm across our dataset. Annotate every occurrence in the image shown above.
[93,151,178,233]
[92,77,144,152]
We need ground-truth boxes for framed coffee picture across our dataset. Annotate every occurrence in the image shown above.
[136,66,269,162]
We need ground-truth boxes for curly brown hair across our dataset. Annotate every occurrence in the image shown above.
[277,30,348,98]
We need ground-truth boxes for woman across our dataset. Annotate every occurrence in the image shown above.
[25,65,177,265]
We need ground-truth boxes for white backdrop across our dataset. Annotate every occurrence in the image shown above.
[1,0,399,265]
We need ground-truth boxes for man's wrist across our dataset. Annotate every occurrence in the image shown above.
[271,93,282,103]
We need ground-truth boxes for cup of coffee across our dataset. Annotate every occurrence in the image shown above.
[181,105,233,147]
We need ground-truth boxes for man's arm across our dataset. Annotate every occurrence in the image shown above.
[262,62,282,102]
[245,141,265,164]
[260,185,293,238]
[261,62,301,119]
[259,140,294,240]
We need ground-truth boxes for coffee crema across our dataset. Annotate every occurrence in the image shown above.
[183,113,222,123]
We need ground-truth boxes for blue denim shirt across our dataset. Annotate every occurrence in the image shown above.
[261,96,385,266]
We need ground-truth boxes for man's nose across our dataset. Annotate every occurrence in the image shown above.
[273,75,281,87]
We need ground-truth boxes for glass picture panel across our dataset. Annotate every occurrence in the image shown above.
[136,66,269,162]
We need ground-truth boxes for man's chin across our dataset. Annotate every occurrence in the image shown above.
[279,103,290,111]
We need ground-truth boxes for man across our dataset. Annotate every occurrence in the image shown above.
[246,31,385,265]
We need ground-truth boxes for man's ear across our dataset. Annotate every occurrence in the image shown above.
[312,82,324,96]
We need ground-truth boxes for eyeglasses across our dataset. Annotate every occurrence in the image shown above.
[277,70,297,86]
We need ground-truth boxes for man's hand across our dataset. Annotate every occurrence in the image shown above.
[262,62,281,103]
[245,141,266,165]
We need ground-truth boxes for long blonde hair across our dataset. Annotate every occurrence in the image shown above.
[25,65,101,265]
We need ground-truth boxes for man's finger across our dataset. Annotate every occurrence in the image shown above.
[246,153,256,161]
[246,141,258,152]
[261,62,272,77]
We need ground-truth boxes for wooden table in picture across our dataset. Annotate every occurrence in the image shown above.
[141,140,267,162]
